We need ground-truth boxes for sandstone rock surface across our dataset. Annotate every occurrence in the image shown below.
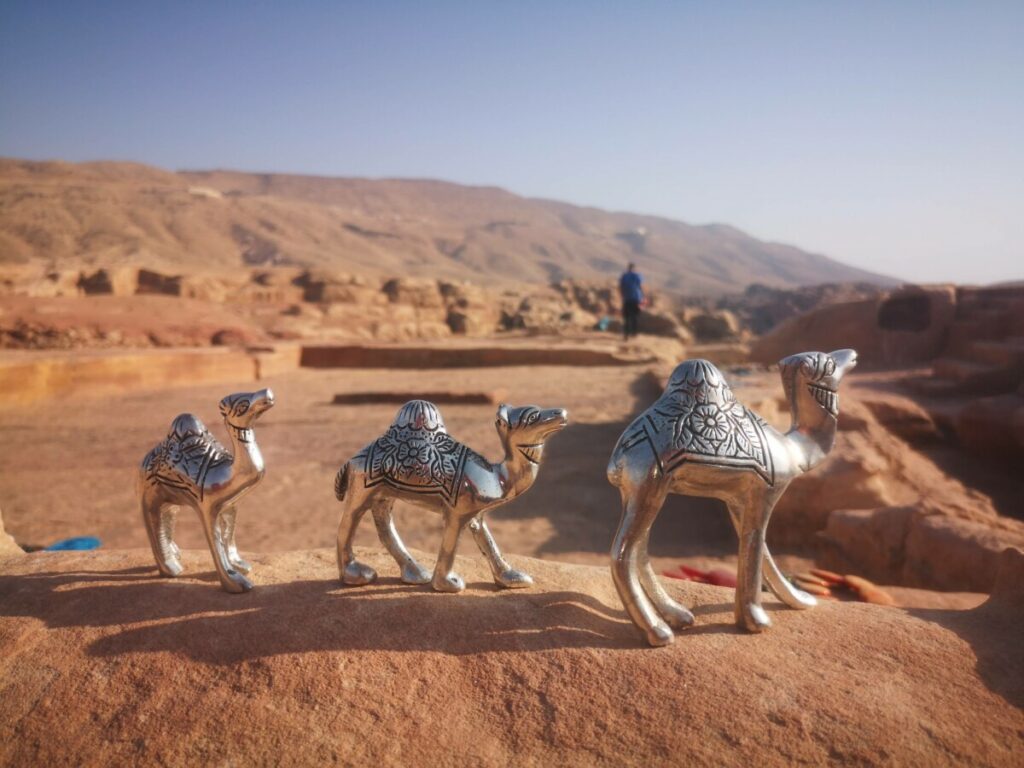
[749,285,959,367]
[0,506,21,557]
[1,548,1021,767]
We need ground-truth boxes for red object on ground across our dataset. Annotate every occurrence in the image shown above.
[662,564,737,587]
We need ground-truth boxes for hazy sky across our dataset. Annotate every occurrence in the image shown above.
[1,1,1021,284]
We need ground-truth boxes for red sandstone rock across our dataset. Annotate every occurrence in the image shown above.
[858,393,942,443]
[904,514,1024,592]
[818,506,916,585]
[0,506,22,557]
[749,285,958,368]
[637,308,692,341]
[819,503,1024,594]
[955,393,1024,463]
[686,309,741,342]
[0,547,1021,766]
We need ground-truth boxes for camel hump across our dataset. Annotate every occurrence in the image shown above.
[618,357,776,485]
[391,400,446,433]
[664,359,733,404]
[168,413,208,441]
[363,400,469,505]
[144,413,232,498]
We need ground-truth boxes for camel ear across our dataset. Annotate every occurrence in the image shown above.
[495,404,511,429]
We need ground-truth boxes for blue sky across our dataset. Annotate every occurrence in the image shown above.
[1,1,1021,284]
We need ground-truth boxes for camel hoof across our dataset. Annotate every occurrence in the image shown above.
[158,559,184,578]
[661,604,695,629]
[401,562,432,585]
[496,569,533,589]
[221,573,254,594]
[433,572,465,593]
[341,562,377,586]
[738,604,771,633]
[646,623,675,647]
[230,557,253,575]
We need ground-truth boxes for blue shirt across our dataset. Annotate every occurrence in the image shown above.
[619,271,644,303]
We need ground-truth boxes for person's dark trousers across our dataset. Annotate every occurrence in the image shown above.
[622,299,640,339]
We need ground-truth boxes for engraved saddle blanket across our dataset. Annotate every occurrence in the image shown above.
[143,414,232,500]
[618,360,775,485]
[364,400,475,504]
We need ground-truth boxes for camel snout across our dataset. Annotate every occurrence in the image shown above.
[254,388,276,413]
[830,349,858,380]
[542,407,569,432]
[552,407,569,425]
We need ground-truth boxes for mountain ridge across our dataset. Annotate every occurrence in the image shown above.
[0,157,895,295]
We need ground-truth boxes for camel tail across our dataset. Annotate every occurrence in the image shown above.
[334,463,351,501]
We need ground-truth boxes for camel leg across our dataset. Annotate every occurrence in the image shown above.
[762,547,816,609]
[431,511,468,593]
[727,498,771,632]
[217,505,252,575]
[611,482,673,647]
[469,514,532,589]
[141,496,164,572]
[160,506,182,563]
[724,502,815,610]
[371,499,431,585]
[157,504,183,576]
[638,541,694,629]
[141,492,183,577]
[200,504,252,593]
[337,494,377,586]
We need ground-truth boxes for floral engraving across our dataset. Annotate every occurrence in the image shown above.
[365,423,471,504]
[620,359,775,485]
[142,414,232,501]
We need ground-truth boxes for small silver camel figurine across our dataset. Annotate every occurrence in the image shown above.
[336,399,569,592]
[607,350,857,646]
[138,389,275,593]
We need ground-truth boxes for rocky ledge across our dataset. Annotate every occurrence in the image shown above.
[1,547,1022,766]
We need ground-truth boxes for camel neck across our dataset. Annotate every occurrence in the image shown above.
[226,421,264,479]
[786,386,837,472]
[499,436,543,499]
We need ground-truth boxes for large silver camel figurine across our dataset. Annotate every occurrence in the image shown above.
[138,389,275,593]
[336,399,568,592]
[607,350,857,646]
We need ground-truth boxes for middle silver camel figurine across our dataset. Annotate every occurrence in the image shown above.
[335,399,569,592]
[608,349,857,646]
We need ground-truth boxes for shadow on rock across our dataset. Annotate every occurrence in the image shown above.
[906,550,1024,709]
[1,569,642,662]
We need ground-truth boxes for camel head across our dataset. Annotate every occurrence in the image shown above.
[495,404,569,449]
[779,349,857,418]
[218,388,276,429]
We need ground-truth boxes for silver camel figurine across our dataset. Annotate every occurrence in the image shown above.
[336,399,569,592]
[138,389,275,593]
[607,350,857,646]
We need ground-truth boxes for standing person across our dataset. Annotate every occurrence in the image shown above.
[619,262,644,340]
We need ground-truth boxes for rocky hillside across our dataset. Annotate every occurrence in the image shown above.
[0,158,893,295]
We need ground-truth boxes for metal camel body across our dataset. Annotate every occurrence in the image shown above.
[137,389,275,593]
[335,400,568,592]
[607,350,857,646]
